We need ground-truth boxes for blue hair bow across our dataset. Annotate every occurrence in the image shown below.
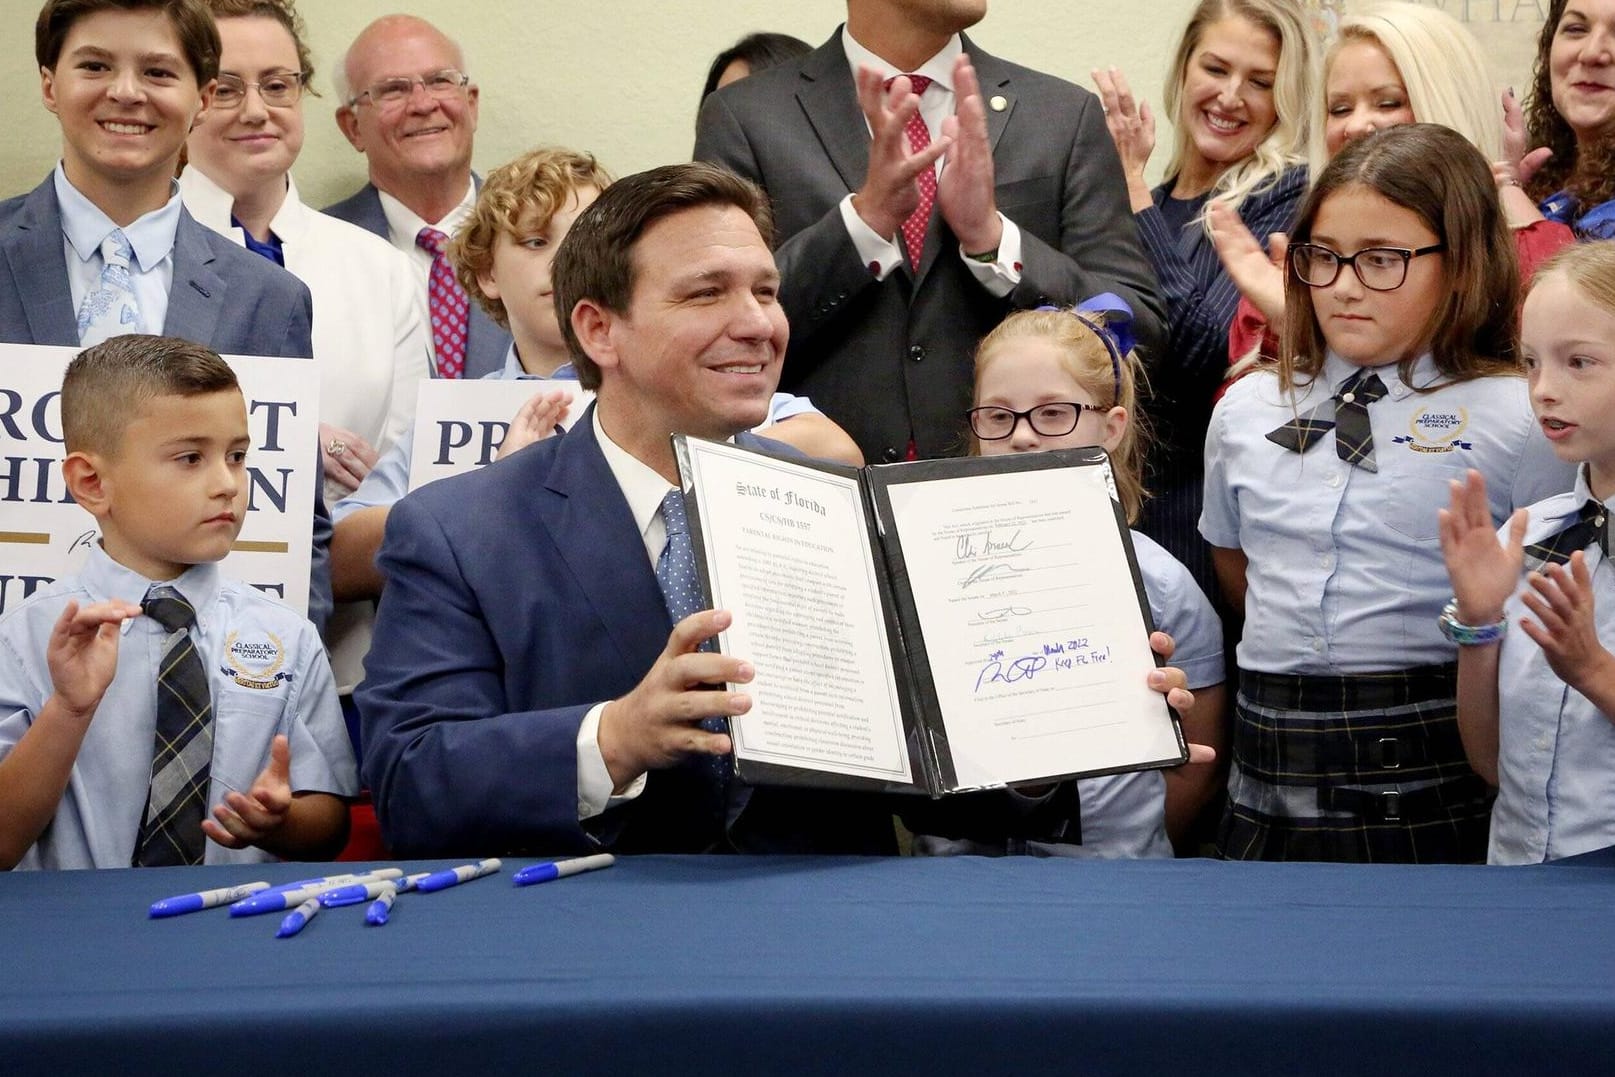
[1034,292,1136,401]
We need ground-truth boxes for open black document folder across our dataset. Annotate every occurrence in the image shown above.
[672,436,1188,797]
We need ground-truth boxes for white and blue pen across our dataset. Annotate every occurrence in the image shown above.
[414,858,502,893]
[512,854,616,887]
[148,881,270,918]
[319,879,403,908]
[323,870,431,908]
[230,869,404,917]
[364,886,399,926]
[275,896,322,939]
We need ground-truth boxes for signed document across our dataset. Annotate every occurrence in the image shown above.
[674,437,1186,795]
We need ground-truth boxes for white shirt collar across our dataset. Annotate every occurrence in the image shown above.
[378,178,476,247]
[841,24,961,93]
[592,407,678,565]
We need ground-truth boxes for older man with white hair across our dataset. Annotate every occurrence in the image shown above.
[325,14,509,379]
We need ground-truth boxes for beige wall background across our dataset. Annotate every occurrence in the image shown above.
[1,0,1547,209]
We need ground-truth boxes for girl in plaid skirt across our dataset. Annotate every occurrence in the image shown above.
[1200,124,1575,861]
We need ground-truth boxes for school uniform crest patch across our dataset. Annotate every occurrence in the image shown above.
[1392,406,1472,453]
[222,631,292,690]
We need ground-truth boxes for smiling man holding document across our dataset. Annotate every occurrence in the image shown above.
[357,163,900,857]
[358,162,1201,859]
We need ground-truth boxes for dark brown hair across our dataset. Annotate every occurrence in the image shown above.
[551,162,773,390]
[1524,0,1615,211]
[36,0,221,83]
[62,334,238,454]
[1280,123,1519,392]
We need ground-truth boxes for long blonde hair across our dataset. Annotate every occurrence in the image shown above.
[971,308,1149,523]
[1309,2,1501,180]
[1161,0,1316,214]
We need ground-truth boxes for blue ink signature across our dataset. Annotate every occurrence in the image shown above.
[974,651,1048,692]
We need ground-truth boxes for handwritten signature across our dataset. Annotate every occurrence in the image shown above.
[955,528,1033,561]
[976,605,1032,622]
[974,650,1047,691]
[961,563,1024,590]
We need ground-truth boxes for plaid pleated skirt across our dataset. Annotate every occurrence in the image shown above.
[1217,664,1492,863]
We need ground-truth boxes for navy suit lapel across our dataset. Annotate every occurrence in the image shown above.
[162,211,226,346]
[1,179,81,345]
[544,410,673,667]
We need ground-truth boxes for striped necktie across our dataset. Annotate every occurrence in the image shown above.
[132,585,213,867]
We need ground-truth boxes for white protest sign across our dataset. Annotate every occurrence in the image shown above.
[407,377,591,490]
[0,343,318,617]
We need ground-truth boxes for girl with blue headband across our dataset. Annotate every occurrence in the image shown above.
[904,296,1228,858]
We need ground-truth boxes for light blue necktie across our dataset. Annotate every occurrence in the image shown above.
[76,229,143,346]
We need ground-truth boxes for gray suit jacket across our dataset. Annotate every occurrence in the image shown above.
[322,180,510,380]
[695,29,1166,463]
[0,175,332,637]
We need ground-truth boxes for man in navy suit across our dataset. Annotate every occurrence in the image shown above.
[324,14,509,379]
[358,163,895,857]
[2,0,329,634]
[695,0,1164,464]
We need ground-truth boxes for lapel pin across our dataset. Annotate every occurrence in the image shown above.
[989,95,1007,112]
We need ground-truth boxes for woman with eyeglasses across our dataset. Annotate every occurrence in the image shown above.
[1200,124,1574,864]
[179,0,431,502]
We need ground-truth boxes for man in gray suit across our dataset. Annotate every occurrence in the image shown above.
[324,14,509,379]
[695,0,1164,464]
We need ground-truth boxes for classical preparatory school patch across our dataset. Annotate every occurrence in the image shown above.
[1391,406,1473,454]
[221,631,293,690]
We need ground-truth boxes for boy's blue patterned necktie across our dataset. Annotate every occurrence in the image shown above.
[76,229,142,347]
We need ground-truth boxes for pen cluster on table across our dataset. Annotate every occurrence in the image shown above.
[145,853,615,938]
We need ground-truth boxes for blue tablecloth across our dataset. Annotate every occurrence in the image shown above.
[1,854,1611,1074]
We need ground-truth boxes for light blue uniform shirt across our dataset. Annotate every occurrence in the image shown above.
[1201,353,1573,674]
[0,546,358,870]
[920,531,1225,859]
[1490,468,1615,864]
[55,164,181,338]
[334,343,822,520]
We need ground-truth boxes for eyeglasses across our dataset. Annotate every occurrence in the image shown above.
[1289,242,1445,291]
[212,71,309,110]
[967,402,1106,441]
[349,69,470,109]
